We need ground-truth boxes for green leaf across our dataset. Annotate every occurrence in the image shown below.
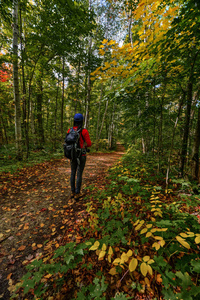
[191,260,200,273]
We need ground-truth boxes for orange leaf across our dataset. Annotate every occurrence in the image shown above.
[37,244,43,248]
[18,245,26,251]
[7,273,12,280]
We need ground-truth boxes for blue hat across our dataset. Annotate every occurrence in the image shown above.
[74,113,84,122]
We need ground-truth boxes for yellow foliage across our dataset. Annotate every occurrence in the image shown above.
[129,258,138,272]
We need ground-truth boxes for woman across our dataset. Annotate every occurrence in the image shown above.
[67,113,92,201]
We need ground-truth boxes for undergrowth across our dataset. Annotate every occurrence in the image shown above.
[12,148,200,300]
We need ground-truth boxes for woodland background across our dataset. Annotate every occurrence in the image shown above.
[0,0,200,182]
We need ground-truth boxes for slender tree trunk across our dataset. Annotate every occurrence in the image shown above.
[61,57,65,138]
[36,72,44,149]
[54,78,59,148]
[13,0,22,160]
[108,102,116,149]
[157,80,167,173]
[75,59,80,114]
[84,0,92,129]
[98,99,109,140]
[96,83,103,150]
[180,51,199,176]
[0,108,8,144]
[166,91,185,187]
[19,6,29,158]
[191,89,200,180]
[84,36,92,129]
[180,82,193,176]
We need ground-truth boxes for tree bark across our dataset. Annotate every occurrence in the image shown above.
[13,0,22,160]
[191,92,200,180]
[36,72,44,149]
[61,57,65,138]
[166,91,185,187]
[180,51,199,176]
[180,82,193,177]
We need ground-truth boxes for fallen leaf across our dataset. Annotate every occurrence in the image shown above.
[7,273,12,280]
[37,244,43,248]
[18,245,26,251]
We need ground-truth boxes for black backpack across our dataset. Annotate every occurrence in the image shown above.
[64,128,82,161]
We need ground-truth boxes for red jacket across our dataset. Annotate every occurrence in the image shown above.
[67,127,92,149]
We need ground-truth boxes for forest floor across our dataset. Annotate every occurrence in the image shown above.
[0,145,125,300]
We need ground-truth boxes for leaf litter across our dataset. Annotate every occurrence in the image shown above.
[0,149,124,300]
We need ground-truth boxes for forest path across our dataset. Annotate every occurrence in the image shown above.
[0,144,125,300]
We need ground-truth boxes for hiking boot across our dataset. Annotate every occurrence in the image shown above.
[70,192,75,199]
[74,193,80,201]
[75,192,85,201]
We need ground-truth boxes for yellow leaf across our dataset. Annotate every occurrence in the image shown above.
[152,242,160,251]
[44,274,52,279]
[135,220,145,230]
[109,267,117,275]
[151,228,158,233]
[129,258,138,272]
[195,235,200,244]
[98,250,106,260]
[140,228,148,234]
[176,236,190,249]
[146,224,153,229]
[160,240,165,247]
[108,246,113,255]
[146,232,152,238]
[154,236,163,240]
[127,250,133,257]
[89,241,100,251]
[134,219,140,226]
[113,258,121,265]
[187,232,195,237]
[102,243,107,251]
[147,264,153,275]
[121,252,129,263]
[0,233,3,239]
[160,228,168,232]
[140,262,148,277]
[108,254,112,263]
[143,256,150,262]
[147,259,155,265]
[180,233,188,238]
[144,277,150,286]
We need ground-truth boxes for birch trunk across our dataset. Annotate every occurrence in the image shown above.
[13,0,22,160]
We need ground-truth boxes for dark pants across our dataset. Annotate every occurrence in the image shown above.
[70,156,86,194]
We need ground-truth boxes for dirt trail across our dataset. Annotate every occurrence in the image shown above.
[0,145,125,299]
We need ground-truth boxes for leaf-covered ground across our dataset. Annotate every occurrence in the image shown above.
[0,146,124,300]
[1,145,200,300]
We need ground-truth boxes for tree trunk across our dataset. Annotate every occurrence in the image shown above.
[36,73,44,149]
[180,82,193,176]
[19,5,29,158]
[13,0,22,160]
[96,83,103,150]
[61,57,65,138]
[180,51,199,176]
[191,101,200,180]
[157,80,167,173]
[84,0,92,129]
[166,91,185,187]
[84,36,92,129]
[0,108,8,144]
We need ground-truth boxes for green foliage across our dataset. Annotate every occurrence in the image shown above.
[0,144,63,173]
[13,148,200,299]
